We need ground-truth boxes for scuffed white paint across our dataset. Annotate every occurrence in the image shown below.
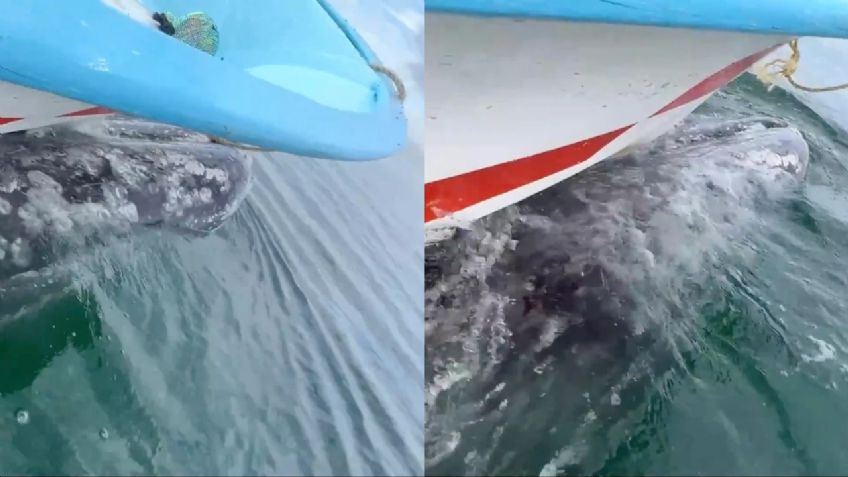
[101,0,158,28]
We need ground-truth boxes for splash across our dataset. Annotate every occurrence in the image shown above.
[425,113,811,473]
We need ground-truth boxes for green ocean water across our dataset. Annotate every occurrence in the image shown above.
[425,72,848,475]
[0,145,424,475]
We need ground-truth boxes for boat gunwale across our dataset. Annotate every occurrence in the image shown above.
[0,0,407,161]
[425,0,848,39]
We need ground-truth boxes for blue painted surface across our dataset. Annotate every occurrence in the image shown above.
[0,0,407,161]
[426,0,848,39]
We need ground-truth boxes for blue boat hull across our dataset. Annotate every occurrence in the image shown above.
[426,0,848,39]
[0,0,406,161]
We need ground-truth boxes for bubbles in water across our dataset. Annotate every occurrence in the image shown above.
[426,431,461,468]
[802,335,837,363]
[99,428,109,440]
[15,409,29,425]
[610,392,621,406]
[539,462,557,476]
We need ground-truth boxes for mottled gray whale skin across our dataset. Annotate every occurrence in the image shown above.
[487,117,810,393]
[424,116,812,452]
[0,117,252,284]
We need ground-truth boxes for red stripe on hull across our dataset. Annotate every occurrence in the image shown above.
[424,44,781,223]
[651,47,778,117]
[59,106,113,118]
[425,126,631,222]
[0,117,22,125]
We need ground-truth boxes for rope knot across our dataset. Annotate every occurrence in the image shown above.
[755,39,848,93]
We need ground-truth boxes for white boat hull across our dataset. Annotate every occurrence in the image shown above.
[0,81,111,133]
[425,13,788,230]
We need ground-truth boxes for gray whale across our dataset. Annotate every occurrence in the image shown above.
[0,117,252,287]
[424,116,812,471]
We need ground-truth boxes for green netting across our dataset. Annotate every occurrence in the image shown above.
[164,12,219,55]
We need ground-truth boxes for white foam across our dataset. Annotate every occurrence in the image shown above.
[610,392,621,406]
[539,444,587,477]
[425,431,461,468]
[0,197,11,215]
[426,361,472,409]
[802,335,837,363]
[9,238,31,268]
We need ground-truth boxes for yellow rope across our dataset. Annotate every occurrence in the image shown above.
[370,64,407,102]
[208,135,270,152]
[756,39,848,93]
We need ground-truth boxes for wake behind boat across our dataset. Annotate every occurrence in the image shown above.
[424,0,848,236]
[0,0,407,160]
